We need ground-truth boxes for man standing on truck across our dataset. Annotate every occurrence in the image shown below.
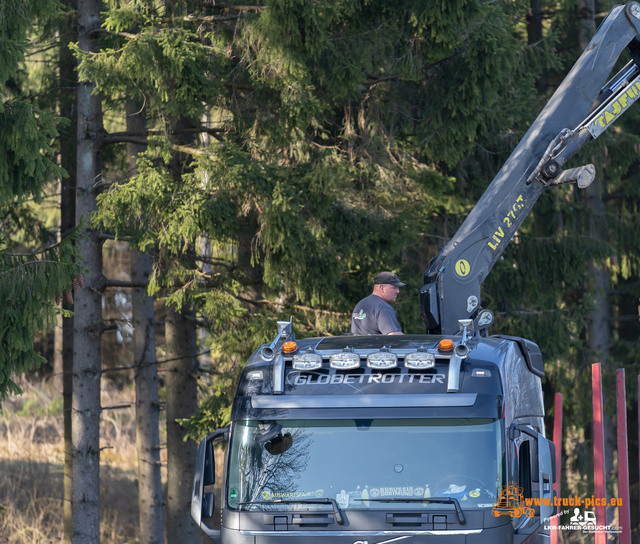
[351,271,405,335]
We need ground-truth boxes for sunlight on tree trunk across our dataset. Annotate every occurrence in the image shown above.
[72,0,103,540]
[587,173,617,528]
[165,306,199,543]
[59,4,78,538]
[128,100,165,544]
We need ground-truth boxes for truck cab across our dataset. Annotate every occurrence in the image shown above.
[192,327,555,543]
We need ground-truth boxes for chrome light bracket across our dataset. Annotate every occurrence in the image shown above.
[260,320,293,360]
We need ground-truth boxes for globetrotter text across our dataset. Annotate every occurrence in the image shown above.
[287,372,447,386]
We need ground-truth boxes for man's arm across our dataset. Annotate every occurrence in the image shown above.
[378,306,403,335]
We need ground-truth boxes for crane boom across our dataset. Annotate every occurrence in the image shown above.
[421,2,640,335]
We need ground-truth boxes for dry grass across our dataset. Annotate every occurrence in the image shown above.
[0,376,148,543]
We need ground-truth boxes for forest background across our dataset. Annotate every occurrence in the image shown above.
[1,0,639,542]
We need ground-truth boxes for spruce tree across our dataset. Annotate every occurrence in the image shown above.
[81,1,558,440]
[81,0,640,530]
[0,0,82,400]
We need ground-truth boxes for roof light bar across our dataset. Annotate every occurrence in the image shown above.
[404,350,435,369]
[292,352,322,371]
[367,350,397,369]
[330,352,360,369]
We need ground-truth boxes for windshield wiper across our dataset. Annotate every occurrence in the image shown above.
[354,497,465,525]
[237,498,344,525]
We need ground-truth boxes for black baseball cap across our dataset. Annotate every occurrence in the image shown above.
[374,271,406,287]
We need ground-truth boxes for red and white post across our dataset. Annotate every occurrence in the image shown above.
[592,362,607,544]
[616,369,631,544]
[551,393,563,544]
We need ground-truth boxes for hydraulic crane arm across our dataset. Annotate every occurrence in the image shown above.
[421,2,640,335]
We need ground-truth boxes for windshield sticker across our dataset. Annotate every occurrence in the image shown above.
[368,486,427,498]
[438,484,468,500]
[336,490,350,508]
[229,489,238,501]
[261,489,325,500]
[287,372,446,386]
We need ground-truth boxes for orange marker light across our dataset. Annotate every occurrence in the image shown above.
[438,339,454,352]
[282,341,298,354]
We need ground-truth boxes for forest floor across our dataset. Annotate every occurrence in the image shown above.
[0,375,153,543]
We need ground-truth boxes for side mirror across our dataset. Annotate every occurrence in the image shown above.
[203,440,215,486]
[518,440,532,499]
[537,435,553,523]
[510,424,553,525]
[202,492,215,518]
[191,426,229,539]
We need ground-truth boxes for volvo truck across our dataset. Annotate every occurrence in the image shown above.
[191,3,640,542]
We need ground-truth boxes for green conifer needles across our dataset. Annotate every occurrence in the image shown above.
[0,0,78,399]
[0,237,83,399]
[0,101,65,205]
[87,0,561,431]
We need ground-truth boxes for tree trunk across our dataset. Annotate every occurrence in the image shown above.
[578,0,616,528]
[54,315,63,392]
[59,5,77,540]
[72,0,103,540]
[586,174,617,527]
[165,306,200,544]
[132,249,164,543]
[527,0,547,94]
[128,100,165,544]
[577,0,596,51]
[63,292,74,544]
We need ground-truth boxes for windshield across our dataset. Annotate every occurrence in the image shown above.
[227,418,504,511]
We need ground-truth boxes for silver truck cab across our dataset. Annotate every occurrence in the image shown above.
[192,328,555,543]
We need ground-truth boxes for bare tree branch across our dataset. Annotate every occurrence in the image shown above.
[161,14,248,23]
[235,294,350,317]
[99,233,132,242]
[101,127,229,150]
[189,1,265,12]
[361,53,460,87]
[98,134,210,155]
[105,279,149,288]
[104,126,226,143]
[90,28,138,39]
[224,82,257,92]
[101,349,215,374]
